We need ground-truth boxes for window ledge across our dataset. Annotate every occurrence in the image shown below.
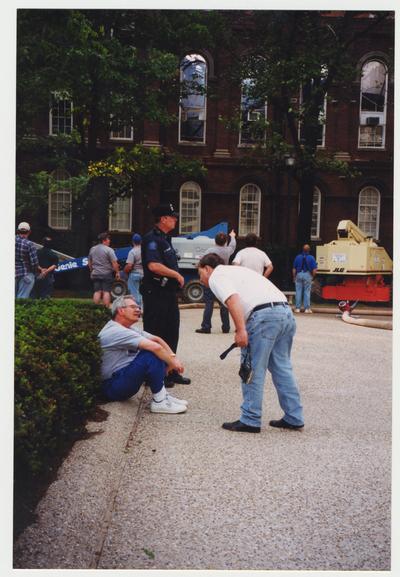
[178,142,207,146]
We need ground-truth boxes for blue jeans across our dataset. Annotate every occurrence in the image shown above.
[15,273,35,298]
[295,271,313,309]
[102,350,165,401]
[202,287,230,332]
[240,304,304,428]
[128,272,143,308]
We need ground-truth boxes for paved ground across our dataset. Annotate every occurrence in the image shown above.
[13,308,392,571]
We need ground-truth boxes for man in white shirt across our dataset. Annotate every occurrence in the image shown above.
[232,233,273,277]
[197,253,304,433]
[98,295,188,413]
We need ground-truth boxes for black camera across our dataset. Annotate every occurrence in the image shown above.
[239,350,253,384]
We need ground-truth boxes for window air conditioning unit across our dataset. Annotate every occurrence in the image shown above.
[366,117,380,126]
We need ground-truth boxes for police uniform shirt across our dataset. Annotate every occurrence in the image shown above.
[142,227,180,286]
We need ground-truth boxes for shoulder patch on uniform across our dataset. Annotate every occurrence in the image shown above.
[148,241,158,250]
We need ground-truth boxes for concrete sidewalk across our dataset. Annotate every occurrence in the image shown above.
[14,308,392,571]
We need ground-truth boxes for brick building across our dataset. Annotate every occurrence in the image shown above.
[17,11,394,287]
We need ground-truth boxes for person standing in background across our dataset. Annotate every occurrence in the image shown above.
[292,244,318,313]
[15,222,41,298]
[88,232,120,307]
[124,233,143,309]
[195,229,236,334]
[233,232,273,278]
[33,236,59,298]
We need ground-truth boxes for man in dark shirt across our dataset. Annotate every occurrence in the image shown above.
[141,203,191,387]
[33,237,59,298]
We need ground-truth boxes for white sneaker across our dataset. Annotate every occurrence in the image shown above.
[294,308,301,313]
[150,397,187,414]
[304,309,313,314]
[166,393,188,407]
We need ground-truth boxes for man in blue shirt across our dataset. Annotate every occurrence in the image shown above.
[292,244,317,313]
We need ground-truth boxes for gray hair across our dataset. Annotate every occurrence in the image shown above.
[111,294,136,318]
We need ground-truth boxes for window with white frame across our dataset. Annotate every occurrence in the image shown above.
[179,54,207,143]
[299,75,327,147]
[311,187,322,239]
[239,79,267,146]
[48,168,72,230]
[49,92,73,135]
[239,183,261,236]
[110,116,134,140]
[358,186,380,239]
[359,60,388,148]
[109,196,132,232]
[179,182,201,234]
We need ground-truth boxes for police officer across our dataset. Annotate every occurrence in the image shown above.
[141,202,191,387]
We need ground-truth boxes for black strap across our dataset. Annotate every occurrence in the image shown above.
[220,343,237,360]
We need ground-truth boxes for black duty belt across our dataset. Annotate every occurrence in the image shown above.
[252,302,287,314]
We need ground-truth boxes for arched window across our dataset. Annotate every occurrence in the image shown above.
[48,169,72,230]
[311,187,322,239]
[239,183,261,236]
[359,60,388,148]
[109,196,132,232]
[179,54,207,143]
[358,186,380,239]
[179,182,201,234]
[239,78,267,146]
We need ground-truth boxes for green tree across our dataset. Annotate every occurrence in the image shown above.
[223,10,393,245]
[16,9,218,248]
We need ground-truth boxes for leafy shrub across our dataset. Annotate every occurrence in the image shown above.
[14,299,110,481]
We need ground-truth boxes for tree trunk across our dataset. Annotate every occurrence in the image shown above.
[296,170,315,246]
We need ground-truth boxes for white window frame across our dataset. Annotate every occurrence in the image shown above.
[358,60,388,149]
[48,169,72,230]
[239,79,267,147]
[357,186,381,240]
[110,125,134,141]
[109,115,134,141]
[49,92,73,136]
[311,187,322,240]
[179,182,202,234]
[109,196,133,232]
[179,54,207,144]
[238,183,261,237]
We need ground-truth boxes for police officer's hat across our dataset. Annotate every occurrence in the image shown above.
[152,203,179,218]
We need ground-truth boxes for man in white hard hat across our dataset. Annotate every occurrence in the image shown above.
[15,222,42,298]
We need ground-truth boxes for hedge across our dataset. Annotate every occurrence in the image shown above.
[14,299,111,483]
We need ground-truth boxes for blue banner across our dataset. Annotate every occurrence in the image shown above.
[54,222,228,274]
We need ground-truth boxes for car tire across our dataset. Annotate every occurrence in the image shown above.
[111,279,128,299]
[182,279,204,303]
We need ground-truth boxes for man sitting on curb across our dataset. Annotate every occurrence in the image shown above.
[98,295,188,414]
[197,253,304,433]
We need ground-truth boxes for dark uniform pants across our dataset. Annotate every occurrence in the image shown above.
[142,285,180,352]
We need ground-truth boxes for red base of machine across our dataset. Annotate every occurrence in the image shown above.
[322,277,391,302]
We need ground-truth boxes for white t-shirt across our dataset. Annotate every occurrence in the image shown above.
[233,247,272,275]
[209,265,286,321]
[98,320,153,379]
[126,246,143,275]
